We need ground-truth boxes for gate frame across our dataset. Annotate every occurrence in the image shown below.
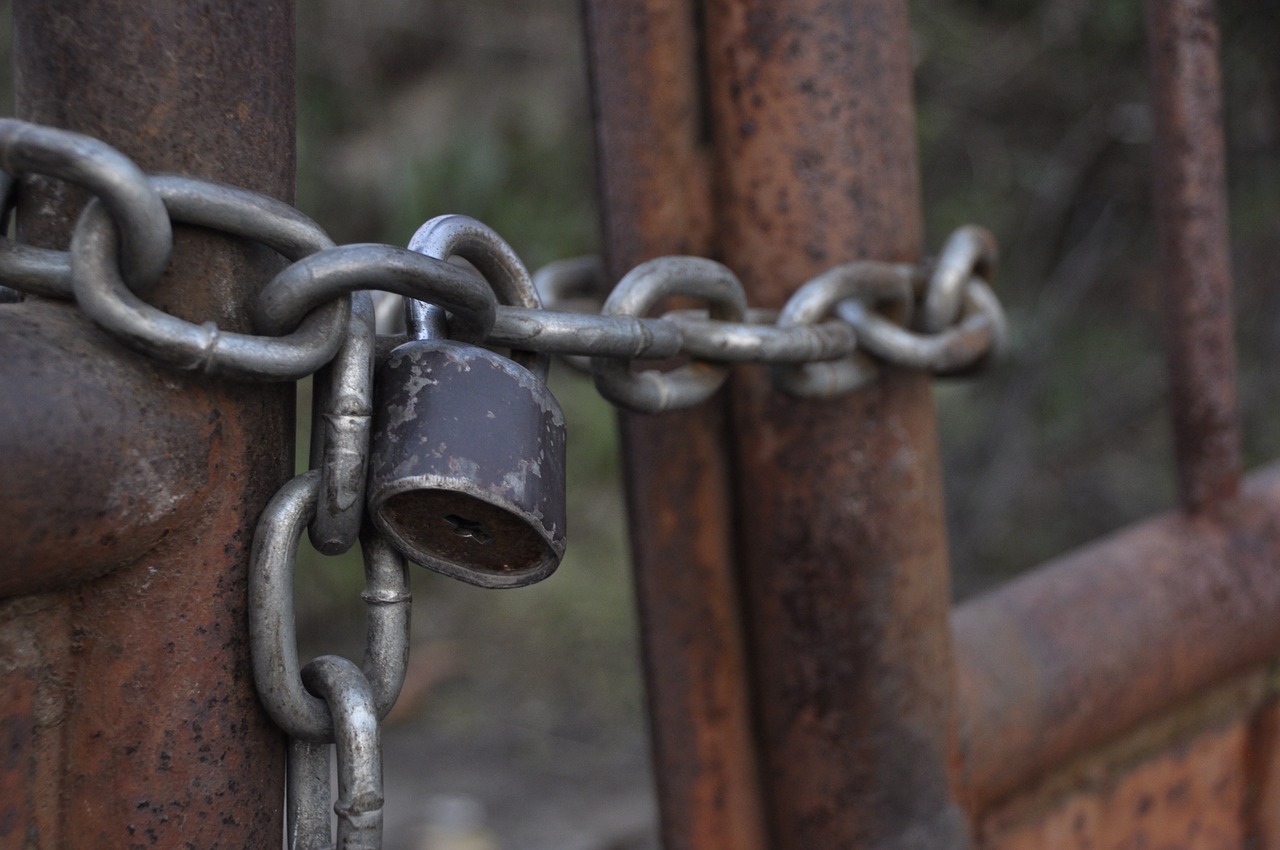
[587,0,1276,848]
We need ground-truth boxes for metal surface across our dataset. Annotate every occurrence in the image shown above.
[584,3,769,849]
[0,308,226,595]
[289,738,334,850]
[249,471,411,740]
[0,166,66,301]
[952,461,1280,811]
[301,655,385,850]
[367,336,568,588]
[1,1,295,845]
[704,0,970,847]
[1145,0,1241,514]
[591,256,747,412]
[356,529,413,720]
[921,226,997,335]
[70,174,351,379]
[490,305,685,361]
[668,308,852,364]
[979,706,1253,850]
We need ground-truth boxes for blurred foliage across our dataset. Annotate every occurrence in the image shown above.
[913,0,1280,592]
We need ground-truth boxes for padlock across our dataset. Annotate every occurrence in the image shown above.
[366,301,567,589]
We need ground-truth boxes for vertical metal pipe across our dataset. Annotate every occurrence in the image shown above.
[583,4,768,850]
[1145,0,1241,513]
[1,1,295,846]
[703,0,969,847]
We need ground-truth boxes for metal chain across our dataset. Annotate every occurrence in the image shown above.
[0,118,1006,409]
[0,117,1010,847]
[249,471,409,845]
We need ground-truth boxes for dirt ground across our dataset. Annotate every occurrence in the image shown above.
[380,715,657,850]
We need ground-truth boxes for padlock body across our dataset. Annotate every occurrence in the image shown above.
[368,339,567,588]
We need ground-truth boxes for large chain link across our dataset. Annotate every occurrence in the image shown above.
[0,117,1010,847]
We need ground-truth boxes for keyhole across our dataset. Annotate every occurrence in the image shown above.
[443,514,494,546]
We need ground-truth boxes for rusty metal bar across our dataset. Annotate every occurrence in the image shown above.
[953,462,1280,810]
[583,4,768,850]
[702,1,969,847]
[1145,0,1241,513]
[949,0,1254,810]
[0,1,295,846]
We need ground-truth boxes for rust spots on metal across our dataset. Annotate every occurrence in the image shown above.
[584,2,767,849]
[953,463,1280,811]
[618,409,768,850]
[1244,695,1280,847]
[703,0,924,301]
[584,0,715,269]
[703,0,967,847]
[1,0,295,846]
[0,303,218,596]
[1145,0,1241,514]
[978,711,1249,850]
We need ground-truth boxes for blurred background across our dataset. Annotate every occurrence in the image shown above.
[293,1,1280,847]
[5,0,1279,847]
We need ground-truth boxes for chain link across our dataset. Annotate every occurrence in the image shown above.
[307,290,376,555]
[408,213,551,380]
[771,261,916,398]
[592,256,749,413]
[70,174,353,378]
[0,118,172,296]
[287,738,336,850]
[249,471,410,740]
[299,656,386,850]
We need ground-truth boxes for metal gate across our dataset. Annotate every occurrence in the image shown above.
[593,0,1275,847]
[1,0,1274,848]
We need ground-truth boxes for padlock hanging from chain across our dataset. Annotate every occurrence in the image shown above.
[366,217,568,589]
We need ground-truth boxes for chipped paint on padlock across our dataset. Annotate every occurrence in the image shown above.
[367,337,567,588]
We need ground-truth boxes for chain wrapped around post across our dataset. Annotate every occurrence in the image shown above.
[0,117,1011,848]
[0,119,1006,408]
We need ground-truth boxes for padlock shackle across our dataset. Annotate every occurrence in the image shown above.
[408,214,551,381]
[405,300,448,341]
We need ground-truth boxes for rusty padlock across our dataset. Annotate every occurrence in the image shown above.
[366,218,567,588]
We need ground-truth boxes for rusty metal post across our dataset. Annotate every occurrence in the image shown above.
[703,1,969,847]
[583,4,768,850]
[0,1,295,846]
[1146,0,1241,513]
